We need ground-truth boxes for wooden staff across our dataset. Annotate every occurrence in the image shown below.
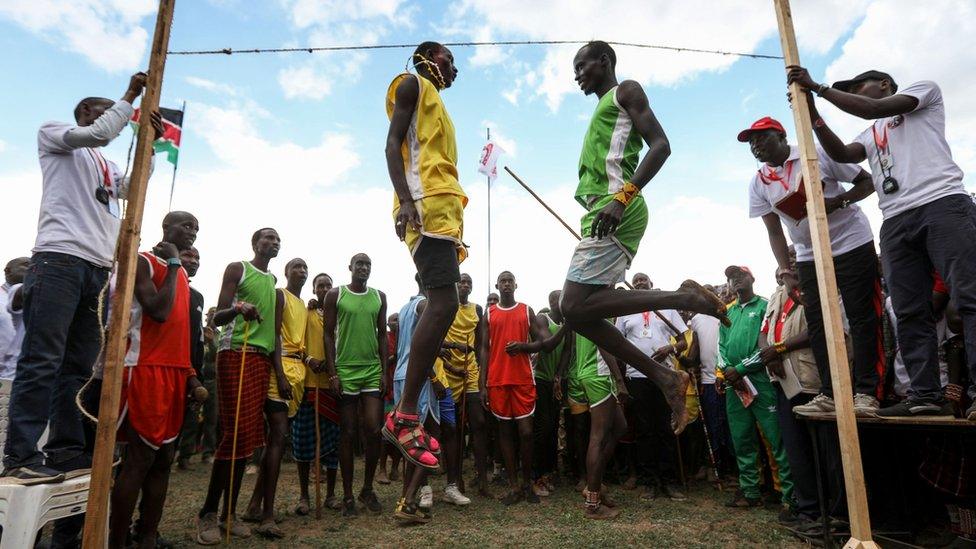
[81,1,176,546]
[226,323,250,544]
[504,166,582,240]
[773,1,876,546]
[314,385,322,519]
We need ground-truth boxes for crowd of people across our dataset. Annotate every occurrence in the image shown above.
[1,37,973,548]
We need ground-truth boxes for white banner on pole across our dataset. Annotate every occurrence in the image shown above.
[478,140,504,182]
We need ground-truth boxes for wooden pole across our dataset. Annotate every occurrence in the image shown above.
[772,1,878,547]
[82,1,176,546]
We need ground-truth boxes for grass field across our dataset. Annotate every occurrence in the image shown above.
[157,457,803,548]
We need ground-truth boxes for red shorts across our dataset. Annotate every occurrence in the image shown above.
[119,365,190,449]
[487,384,536,420]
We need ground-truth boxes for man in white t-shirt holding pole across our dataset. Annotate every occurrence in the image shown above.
[737,116,884,417]
[788,66,974,418]
[2,73,161,486]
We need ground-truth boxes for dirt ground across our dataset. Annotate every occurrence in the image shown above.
[155,456,803,548]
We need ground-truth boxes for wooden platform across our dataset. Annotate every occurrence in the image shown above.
[797,410,976,428]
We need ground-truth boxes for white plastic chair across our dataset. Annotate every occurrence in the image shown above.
[0,474,90,549]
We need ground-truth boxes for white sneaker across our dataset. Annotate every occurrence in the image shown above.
[444,484,471,506]
[792,393,835,415]
[419,485,433,510]
[853,393,880,416]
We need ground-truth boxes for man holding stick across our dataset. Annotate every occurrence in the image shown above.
[787,66,976,418]
[196,228,289,545]
[555,41,730,438]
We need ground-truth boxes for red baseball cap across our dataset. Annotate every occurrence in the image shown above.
[725,265,754,279]
[737,116,787,142]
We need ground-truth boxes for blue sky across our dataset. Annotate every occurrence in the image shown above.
[2,0,974,311]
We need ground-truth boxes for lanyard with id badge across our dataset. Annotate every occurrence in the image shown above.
[872,122,899,194]
[86,148,120,218]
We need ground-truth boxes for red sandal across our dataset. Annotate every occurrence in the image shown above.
[383,410,440,455]
[381,410,439,470]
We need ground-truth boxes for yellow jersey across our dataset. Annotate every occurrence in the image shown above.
[280,290,307,355]
[304,307,328,388]
[444,302,479,370]
[386,73,466,205]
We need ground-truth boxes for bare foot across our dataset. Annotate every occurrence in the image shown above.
[679,280,731,327]
[666,370,690,435]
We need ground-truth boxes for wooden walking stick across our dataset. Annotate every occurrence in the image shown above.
[226,322,250,544]
[81,1,176,546]
[314,385,323,519]
[773,1,877,546]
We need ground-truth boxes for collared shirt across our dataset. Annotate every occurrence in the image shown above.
[616,309,687,379]
[853,81,967,219]
[689,313,720,384]
[748,145,873,262]
[34,100,137,267]
[719,295,768,379]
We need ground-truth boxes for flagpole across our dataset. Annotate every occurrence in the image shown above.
[167,99,186,211]
[486,126,491,293]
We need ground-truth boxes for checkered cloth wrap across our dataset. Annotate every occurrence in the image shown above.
[214,349,270,460]
[307,387,340,423]
[291,395,339,469]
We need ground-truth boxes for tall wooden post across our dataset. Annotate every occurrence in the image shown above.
[772,1,878,547]
[82,1,176,546]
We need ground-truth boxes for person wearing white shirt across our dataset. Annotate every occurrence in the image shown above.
[2,73,162,486]
[688,309,734,479]
[788,66,975,419]
[0,258,29,381]
[738,116,883,417]
[614,273,686,501]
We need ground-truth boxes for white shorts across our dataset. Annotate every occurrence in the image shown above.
[565,236,633,286]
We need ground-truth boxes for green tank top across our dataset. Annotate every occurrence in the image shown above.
[219,261,277,354]
[533,314,564,382]
[570,333,611,381]
[576,86,645,239]
[336,285,382,367]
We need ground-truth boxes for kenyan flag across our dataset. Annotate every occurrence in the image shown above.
[130,107,183,167]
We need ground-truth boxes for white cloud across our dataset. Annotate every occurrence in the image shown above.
[184,76,239,97]
[481,120,517,158]
[276,0,412,100]
[450,0,869,111]
[819,0,976,178]
[278,65,333,100]
[0,0,155,72]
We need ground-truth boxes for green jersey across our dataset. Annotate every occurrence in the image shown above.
[570,333,611,381]
[219,261,277,354]
[718,296,768,382]
[533,314,564,382]
[576,86,648,255]
[336,285,382,367]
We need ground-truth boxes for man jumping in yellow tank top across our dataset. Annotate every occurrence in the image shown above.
[383,41,465,519]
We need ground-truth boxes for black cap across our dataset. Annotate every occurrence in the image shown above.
[832,70,898,93]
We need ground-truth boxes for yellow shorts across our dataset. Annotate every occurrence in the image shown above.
[442,361,480,403]
[268,356,306,418]
[396,193,468,263]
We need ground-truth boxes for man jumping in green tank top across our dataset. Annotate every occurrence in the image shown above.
[323,253,389,517]
[556,43,731,497]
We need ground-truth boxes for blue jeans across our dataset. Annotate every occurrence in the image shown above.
[3,252,108,469]
[700,382,734,475]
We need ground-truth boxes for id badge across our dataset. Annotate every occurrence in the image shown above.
[108,198,121,218]
[879,154,893,170]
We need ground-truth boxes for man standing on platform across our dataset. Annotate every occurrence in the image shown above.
[787,66,976,418]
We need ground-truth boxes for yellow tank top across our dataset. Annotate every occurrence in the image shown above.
[280,290,307,355]
[386,73,466,205]
[444,302,479,369]
[304,308,328,388]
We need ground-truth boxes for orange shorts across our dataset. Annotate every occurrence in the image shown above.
[119,365,190,449]
[487,384,536,420]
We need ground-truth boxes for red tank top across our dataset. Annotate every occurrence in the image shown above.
[124,252,191,369]
[486,302,533,386]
